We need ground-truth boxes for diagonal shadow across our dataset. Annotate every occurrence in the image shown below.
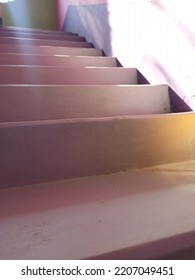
[151,0,195,47]
[62,3,112,56]
[87,230,195,260]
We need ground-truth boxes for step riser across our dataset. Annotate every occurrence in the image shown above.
[0,114,194,188]
[0,85,170,122]
[0,44,102,56]
[0,37,92,48]
[0,32,80,41]
[0,67,137,85]
[0,53,117,67]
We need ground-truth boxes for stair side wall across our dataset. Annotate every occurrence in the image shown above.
[57,0,195,112]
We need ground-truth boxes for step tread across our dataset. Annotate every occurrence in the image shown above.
[0,112,194,189]
[0,44,103,56]
[0,35,85,42]
[0,32,80,39]
[0,37,92,48]
[0,27,75,35]
[0,53,115,60]
[0,66,138,85]
[0,84,166,88]
[0,53,111,58]
[0,53,117,67]
[0,65,130,69]
[0,160,195,260]
[0,111,192,127]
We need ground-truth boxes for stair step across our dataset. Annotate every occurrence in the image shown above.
[0,26,75,35]
[0,160,195,259]
[0,44,102,56]
[0,85,170,122]
[0,31,79,40]
[0,37,92,48]
[0,113,194,188]
[0,66,137,85]
[0,25,194,261]
[0,53,117,67]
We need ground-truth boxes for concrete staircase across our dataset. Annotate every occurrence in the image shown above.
[0,26,195,260]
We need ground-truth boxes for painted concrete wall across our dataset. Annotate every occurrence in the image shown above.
[56,0,195,110]
[56,0,105,30]
[2,0,57,30]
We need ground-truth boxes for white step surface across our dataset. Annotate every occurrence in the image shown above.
[0,66,137,85]
[0,85,170,122]
[0,160,195,259]
[0,113,194,188]
[0,44,103,56]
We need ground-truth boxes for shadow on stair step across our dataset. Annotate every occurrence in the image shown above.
[168,87,192,113]
[88,230,195,260]
[137,69,192,113]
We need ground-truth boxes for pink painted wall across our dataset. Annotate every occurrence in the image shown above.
[56,0,195,110]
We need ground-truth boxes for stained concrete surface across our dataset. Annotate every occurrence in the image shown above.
[0,160,195,260]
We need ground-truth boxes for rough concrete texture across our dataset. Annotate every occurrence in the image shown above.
[1,160,195,260]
